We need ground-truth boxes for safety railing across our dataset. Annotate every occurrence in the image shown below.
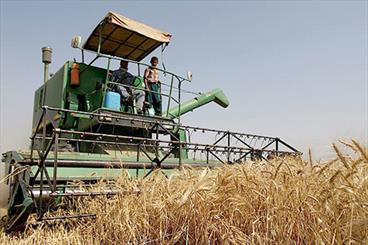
[79,52,194,124]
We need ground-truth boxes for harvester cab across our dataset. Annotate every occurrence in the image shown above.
[1,11,301,232]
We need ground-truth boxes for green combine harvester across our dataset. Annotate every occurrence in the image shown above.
[1,12,300,232]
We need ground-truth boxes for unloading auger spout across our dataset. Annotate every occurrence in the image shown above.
[164,88,230,119]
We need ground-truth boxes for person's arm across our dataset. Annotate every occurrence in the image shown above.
[111,69,121,83]
[144,68,150,91]
[156,69,160,84]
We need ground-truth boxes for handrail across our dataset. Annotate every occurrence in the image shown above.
[79,48,191,83]
[78,48,193,122]
[106,80,179,104]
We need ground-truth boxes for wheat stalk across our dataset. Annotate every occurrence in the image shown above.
[1,141,367,244]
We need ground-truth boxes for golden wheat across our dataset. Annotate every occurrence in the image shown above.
[1,141,367,244]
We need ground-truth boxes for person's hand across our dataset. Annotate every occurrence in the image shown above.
[108,72,113,81]
[144,82,150,91]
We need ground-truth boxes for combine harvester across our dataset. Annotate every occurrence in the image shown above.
[1,12,300,232]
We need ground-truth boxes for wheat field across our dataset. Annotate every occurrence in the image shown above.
[1,140,367,244]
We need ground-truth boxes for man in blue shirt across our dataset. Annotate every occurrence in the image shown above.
[112,60,145,113]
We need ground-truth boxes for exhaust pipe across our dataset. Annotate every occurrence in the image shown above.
[41,47,52,83]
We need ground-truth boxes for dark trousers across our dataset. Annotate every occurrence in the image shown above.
[147,83,162,116]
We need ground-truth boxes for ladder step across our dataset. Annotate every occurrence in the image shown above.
[41,213,96,221]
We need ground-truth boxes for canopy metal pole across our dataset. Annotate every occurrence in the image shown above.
[101,58,111,107]
[166,75,174,117]
[97,22,104,54]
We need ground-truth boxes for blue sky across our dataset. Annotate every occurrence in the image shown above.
[0,1,367,159]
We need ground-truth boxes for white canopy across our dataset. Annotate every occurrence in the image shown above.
[83,11,172,61]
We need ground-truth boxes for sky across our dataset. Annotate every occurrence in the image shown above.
[0,0,367,159]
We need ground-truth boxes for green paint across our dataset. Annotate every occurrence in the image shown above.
[164,88,230,119]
